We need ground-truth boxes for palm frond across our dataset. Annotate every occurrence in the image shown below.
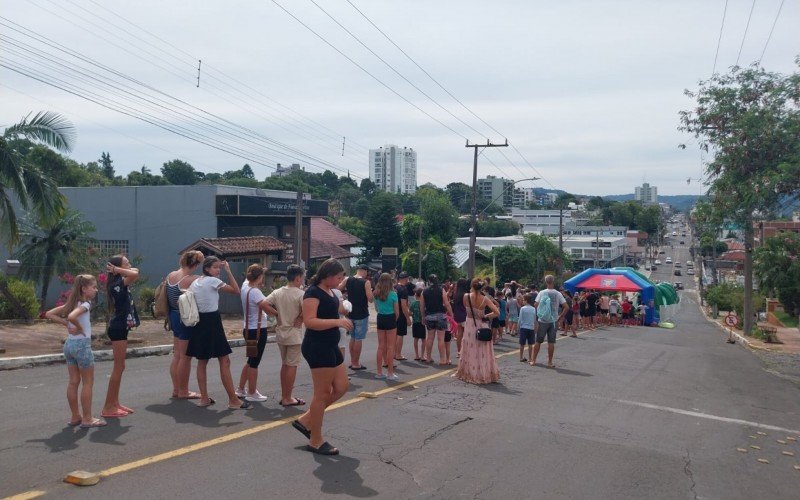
[21,165,65,222]
[0,190,21,247]
[0,138,29,205]
[5,111,76,153]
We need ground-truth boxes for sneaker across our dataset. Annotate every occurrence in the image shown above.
[235,388,247,398]
[387,374,399,381]
[374,374,387,380]
[245,391,268,402]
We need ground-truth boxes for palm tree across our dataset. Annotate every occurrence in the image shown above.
[1,111,74,246]
[16,210,96,309]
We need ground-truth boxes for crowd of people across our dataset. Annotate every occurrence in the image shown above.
[45,253,648,455]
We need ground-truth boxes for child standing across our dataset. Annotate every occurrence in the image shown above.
[506,291,520,337]
[496,292,507,340]
[517,293,537,362]
[444,313,457,365]
[410,288,425,361]
[45,275,106,428]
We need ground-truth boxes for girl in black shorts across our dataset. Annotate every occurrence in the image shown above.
[293,259,352,456]
[101,255,139,419]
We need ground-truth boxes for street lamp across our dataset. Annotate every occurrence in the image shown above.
[468,177,539,279]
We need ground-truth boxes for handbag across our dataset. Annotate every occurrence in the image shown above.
[467,294,493,342]
[153,277,169,319]
[244,288,262,358]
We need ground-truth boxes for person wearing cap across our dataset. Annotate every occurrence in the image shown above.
[394,272,413,361]
[338,264,373,370]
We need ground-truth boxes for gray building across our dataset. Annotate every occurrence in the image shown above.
[51,185,328,310]
[478,175,514,209]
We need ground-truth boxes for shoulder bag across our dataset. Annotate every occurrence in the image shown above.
[244,288,262,358]
[467,294,493,342]
[153,277,169,319]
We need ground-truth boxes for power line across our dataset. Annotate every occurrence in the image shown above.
[341,0,558,190]
[712,0,729,76]
[270,0,468,140]
[759,0,785,63]
[736,0,757,67]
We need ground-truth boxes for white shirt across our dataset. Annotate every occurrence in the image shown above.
[534,289,566,323]
[69,301,92,339]
[189,276,225,313]
[241,280,267,329]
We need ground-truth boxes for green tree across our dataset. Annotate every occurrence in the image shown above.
[352,198,370,219]
[523,233,572,284]
[337,216,366,240]
[99,151,114,180]
[161,159,198,185]
[362,192,402,258]
[16,210,96,309]
[359,178,378,198]
[491,245,533,284]
[417,186,459,245]
[445,182,471,213]
[127,165,168,186]
[1,111,72,245]
[755,232,800,327]
[680,61,800,334]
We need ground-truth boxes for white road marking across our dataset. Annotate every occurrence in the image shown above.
[613,397,800,435]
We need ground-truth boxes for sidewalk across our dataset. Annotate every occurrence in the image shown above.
[708,314,800,354]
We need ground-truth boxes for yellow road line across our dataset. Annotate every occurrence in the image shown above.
[8,330,587,497]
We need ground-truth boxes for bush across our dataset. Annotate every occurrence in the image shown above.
[137,286,156,317]
[0,278,40,320]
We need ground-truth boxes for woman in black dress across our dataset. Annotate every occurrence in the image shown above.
[292,259,352,455]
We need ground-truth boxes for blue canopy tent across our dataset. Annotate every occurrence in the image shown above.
[564,268,657,325]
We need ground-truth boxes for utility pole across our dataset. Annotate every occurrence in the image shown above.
[594,230,599,268]
[418,223,423,279]
[466,139,508,279]
[294,191,303,266]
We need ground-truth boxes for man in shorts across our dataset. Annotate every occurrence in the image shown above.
[339,264,373,370]
[394,272,413,361]
[531,275,568,368]
[266,264,307,407]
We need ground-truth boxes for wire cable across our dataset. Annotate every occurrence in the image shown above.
[736,0,757,67]
[759,0,785,63]
[712,0,729,76]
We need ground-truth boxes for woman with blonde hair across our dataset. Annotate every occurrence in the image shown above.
[166,250,204,399]
[373,273,399,381]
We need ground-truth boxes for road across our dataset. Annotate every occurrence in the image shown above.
[3,261,800,497]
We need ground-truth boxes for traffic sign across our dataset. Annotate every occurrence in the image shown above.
[724,313,739,327]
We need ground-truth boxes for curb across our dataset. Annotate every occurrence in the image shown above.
[0,335,275,371]
[691,290,760,350]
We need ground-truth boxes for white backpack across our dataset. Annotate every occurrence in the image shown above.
[178,289,199,327]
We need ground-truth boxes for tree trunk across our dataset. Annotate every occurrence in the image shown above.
[743,217,755,336]
[39,258,54,312]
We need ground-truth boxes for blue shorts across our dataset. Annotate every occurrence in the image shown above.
[519,328,536,345]
[63,337,94,369]
[425,313,447,331]
[169,309,192,341]
[350,317,368,341]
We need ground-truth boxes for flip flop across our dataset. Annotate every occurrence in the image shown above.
[394,357,408,361]
[228,401,252,410]
[118,405,134,414]
[177,392,201,400]
[546,364,556,369]
[306,441,339,455]
[292,419,311,439]
[197,398,216,407]
[413,358,422,361]
[68,419,81,427]
[80,418,107,428]
[279,398,306,407]
[101,409,128,418]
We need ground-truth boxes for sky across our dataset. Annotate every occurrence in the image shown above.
[1,0,798,197]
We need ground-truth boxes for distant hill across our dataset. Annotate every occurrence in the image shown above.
[602,194,702,212]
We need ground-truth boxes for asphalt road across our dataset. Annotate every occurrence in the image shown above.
[3,252,800,497]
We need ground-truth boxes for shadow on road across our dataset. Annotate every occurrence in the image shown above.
[481,382,523,395]
[552,366,593,377]
[146,400,239,428]
[26,426,87,453]
[89,418,130,445]
[296,448,378,497]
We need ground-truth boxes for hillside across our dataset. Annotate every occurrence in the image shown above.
[602,194,702,212]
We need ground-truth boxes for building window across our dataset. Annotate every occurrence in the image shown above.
[94,239,130,256]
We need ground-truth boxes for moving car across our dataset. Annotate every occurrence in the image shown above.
[665,257,673,264]
[655,259,662,265]
[687,269,695,275]
[673,282,683,290]
[674,262,681,268]
[686,261,693,267]
[674,269,682,276]
[679,241,685,245]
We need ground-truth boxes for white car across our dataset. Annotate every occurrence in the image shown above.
[655,259,662,265]
[687,269,695,275]
[665,258,673,264]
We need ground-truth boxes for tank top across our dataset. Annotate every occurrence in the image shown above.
[345,277,369,320]
[422,286,445,314]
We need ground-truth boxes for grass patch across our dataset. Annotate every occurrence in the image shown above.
[773,310,798,328]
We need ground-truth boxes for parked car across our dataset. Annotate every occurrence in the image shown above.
[655,259,662,265]
[665,257,673,264]
[680,240,685,245]
[686,261,693,267]
[673,282,683,290]
[687,269,695,275]
[674,262,681,268]
[674,269,682,276]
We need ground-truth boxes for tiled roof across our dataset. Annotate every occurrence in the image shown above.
[310,239,354,260]
[719,250,745,261]
[724,240,744,251]
[180,236,288,256]
[310,218,361,247]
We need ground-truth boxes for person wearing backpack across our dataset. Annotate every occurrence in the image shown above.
[531,275,568,368]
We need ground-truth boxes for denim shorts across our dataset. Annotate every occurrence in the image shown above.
[169,309,192,341]
[424,313,447,331]
[519,328,536,345]
[63,337,94,369]
[350,317,368,341]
